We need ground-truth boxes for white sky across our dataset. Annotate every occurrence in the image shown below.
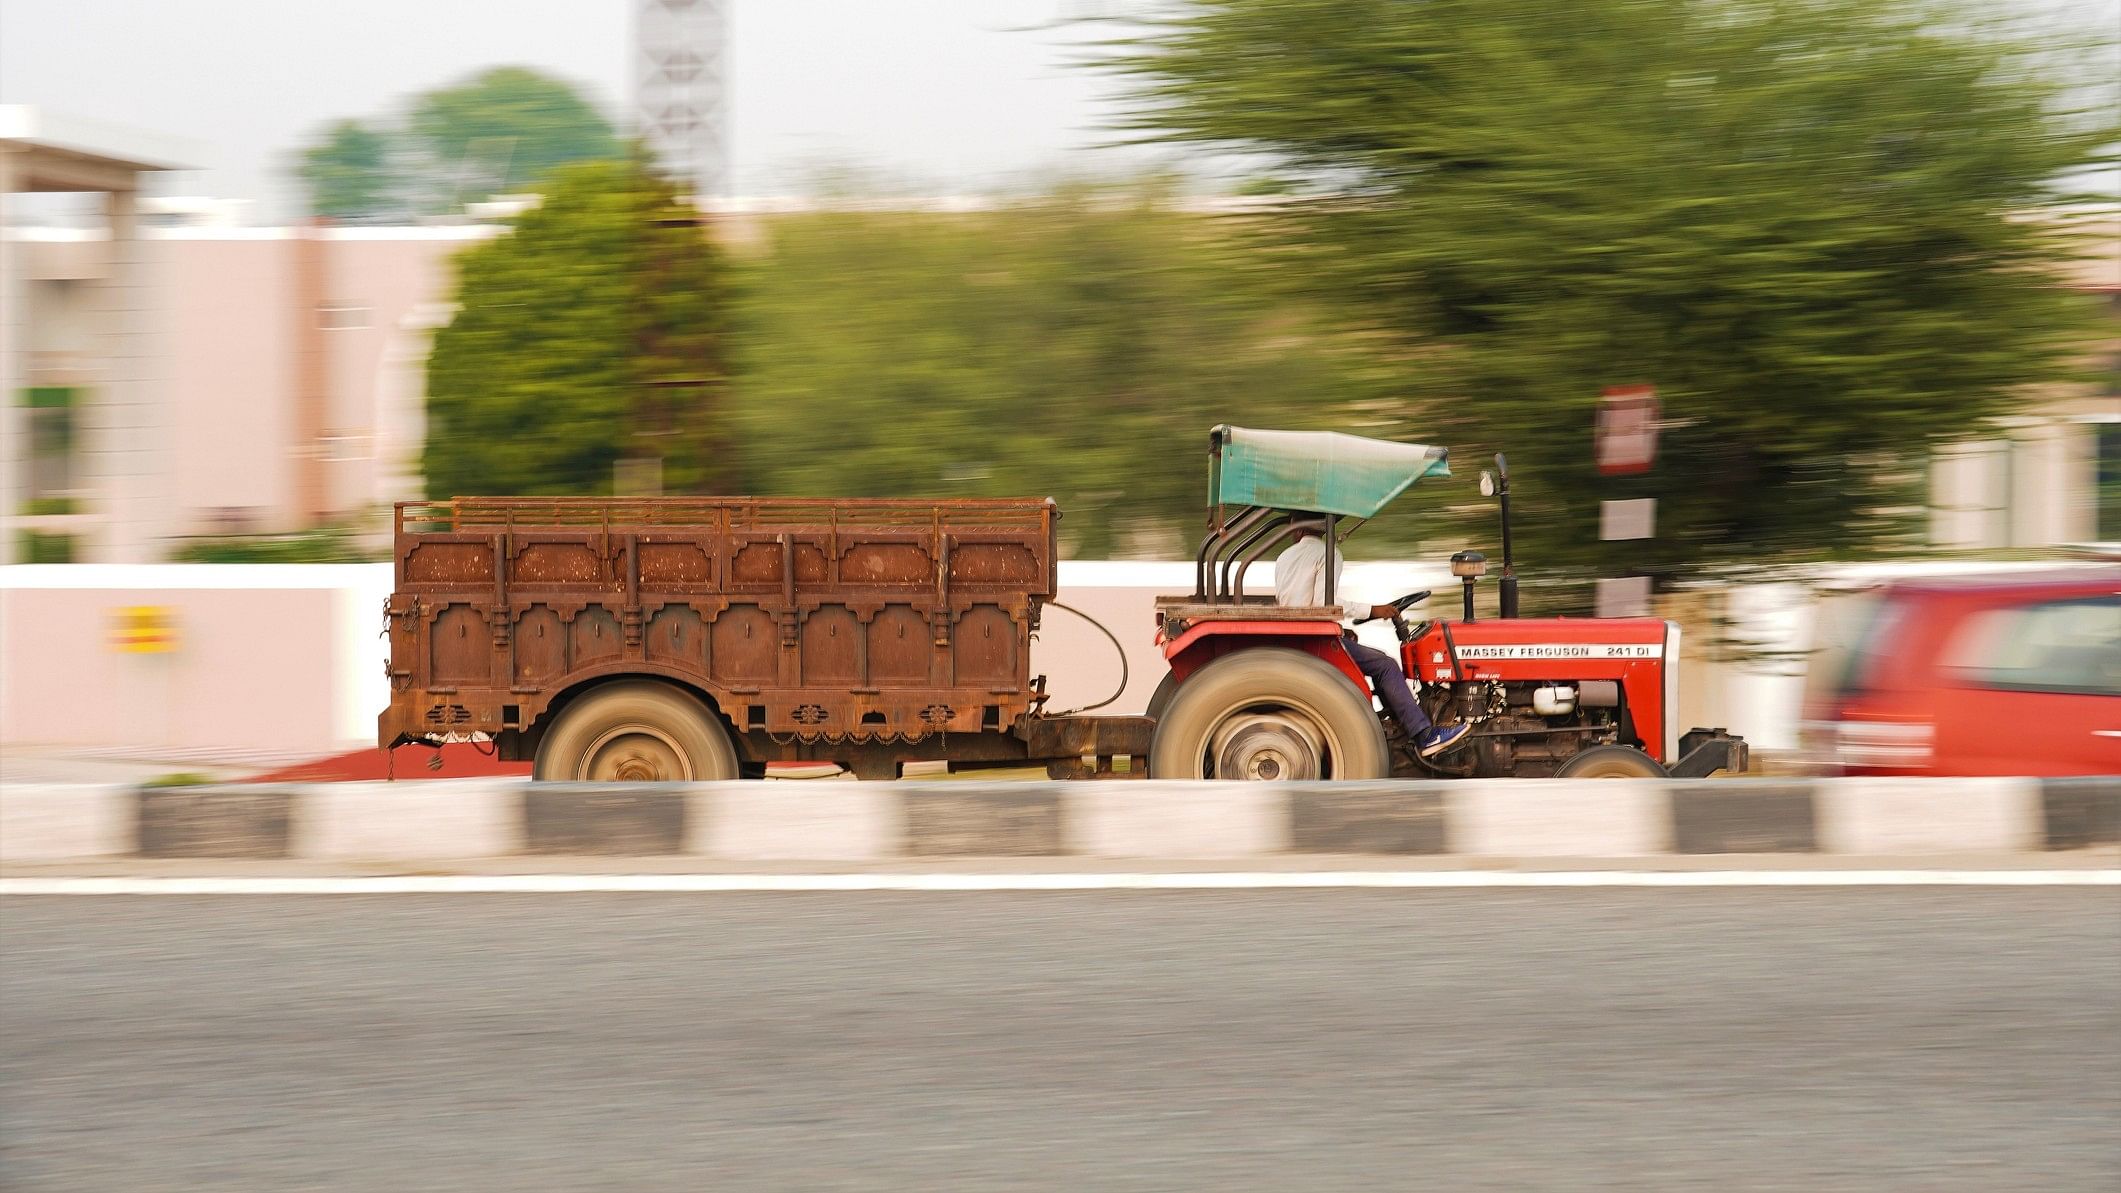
[0,0,1163,220]
[1,0,2111,222]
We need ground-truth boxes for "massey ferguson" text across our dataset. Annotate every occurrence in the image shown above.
[1450,643,1663,661]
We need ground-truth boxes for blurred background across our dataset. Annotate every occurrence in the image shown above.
[2,9,2119,1193]
[0,0,2115,777]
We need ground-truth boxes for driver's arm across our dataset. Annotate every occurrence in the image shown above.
[1363,604,1398,621]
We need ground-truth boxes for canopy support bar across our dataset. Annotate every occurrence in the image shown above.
[1214,509,1291,600]
[1194,505,1272,601]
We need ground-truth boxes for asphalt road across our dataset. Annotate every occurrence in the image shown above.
[3,891,2117,1192]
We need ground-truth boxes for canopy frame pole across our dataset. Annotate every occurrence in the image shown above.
[1323,515,1338,608]
[1213,508,1288,600]
[1218,511,1291,601]
[1230,517,1311,604]
[1196,504,1271,602]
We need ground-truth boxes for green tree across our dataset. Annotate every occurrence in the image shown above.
[299,119,399,221]
[297,67,622,221]
[424,158,736,497]
[734,184,1396,557]
[404,67,625,211]
[1111,0,2116,591]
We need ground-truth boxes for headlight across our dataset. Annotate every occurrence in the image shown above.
[1830,720,1933,770]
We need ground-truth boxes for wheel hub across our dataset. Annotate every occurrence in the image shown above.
[1208,713,1326,781]
[580,726,692,782]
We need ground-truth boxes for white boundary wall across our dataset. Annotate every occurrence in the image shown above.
[2,564,392,751]
[4,560,1824,756]
[0,561,1451,755]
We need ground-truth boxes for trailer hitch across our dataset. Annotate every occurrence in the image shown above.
[1670,728,1750,778]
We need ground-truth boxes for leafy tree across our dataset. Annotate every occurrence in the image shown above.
[424,158,736,497]
[297,67,622,221]
[300,119,400,222]
[404,67,625,211]
[733,184,1397,557]
[1109,0,2116,592]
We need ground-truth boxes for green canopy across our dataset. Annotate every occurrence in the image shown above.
[1209,426,1451,519]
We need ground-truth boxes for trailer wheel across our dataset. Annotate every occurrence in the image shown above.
[533,681,740,782]
[1149,648,1387,780]
[1553,744,1668,779]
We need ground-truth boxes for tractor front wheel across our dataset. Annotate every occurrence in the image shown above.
[1553,744,1668,779]
[1149,648,1387,780]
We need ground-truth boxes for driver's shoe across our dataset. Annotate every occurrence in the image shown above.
[1417,723,1472,758]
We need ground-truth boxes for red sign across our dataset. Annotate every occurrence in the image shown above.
[1595,385,1659,475]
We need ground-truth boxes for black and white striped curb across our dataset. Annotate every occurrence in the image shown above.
[2,778,2114,862]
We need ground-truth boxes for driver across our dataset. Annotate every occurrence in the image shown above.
[1276,522,1471,759]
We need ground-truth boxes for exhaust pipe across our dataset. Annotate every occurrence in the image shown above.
[1494,453,1519,618]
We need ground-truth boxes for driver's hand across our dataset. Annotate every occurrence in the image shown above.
[1367,604,1400,621]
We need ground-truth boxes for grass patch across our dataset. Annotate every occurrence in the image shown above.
[141,772,214,788]
[17,531,75,563]
[170,525,381,564]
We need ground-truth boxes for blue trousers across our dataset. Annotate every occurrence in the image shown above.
[1344,634,1434,736]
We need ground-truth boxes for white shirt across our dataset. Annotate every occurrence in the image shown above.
[1274,534,1342,615]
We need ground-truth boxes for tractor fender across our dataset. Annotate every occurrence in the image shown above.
[1160,619,1369,695]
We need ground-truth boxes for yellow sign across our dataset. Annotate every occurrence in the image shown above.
[112,605,177,654]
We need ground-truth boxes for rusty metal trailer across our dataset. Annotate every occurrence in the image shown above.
[379,497,1150,780]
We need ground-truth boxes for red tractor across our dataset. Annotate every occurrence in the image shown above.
[1145,426,1748,780]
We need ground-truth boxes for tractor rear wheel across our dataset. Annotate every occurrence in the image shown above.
[1144,671,1181,723]
[533,681,740,782]
[1553,744,1668,779]
[1149,648,1387,780]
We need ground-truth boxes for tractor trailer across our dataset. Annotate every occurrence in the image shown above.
[380,426,1747,781]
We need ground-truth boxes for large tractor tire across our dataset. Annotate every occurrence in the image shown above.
[1144,670,1182,723]
[1149,648,1388,780]
[532,681,741,782]
[1553,744,1668,779]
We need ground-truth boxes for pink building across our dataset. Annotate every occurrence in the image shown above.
[13,220,492,551]
[2,106,194,564]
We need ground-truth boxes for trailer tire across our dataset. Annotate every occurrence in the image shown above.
[1149,648,1387,780]
[532,681,740,782]
[1553,744,1667,779]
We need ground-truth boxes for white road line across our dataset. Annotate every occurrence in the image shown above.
[1,871,2116,895]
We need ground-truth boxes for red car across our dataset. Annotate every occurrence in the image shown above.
[1802,568,2121,776]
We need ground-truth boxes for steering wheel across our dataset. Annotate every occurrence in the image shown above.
[1355,589,1431,641]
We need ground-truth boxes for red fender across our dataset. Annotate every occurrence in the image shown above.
[1159,619,1369,694]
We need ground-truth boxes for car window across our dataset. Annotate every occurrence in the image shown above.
[1942,596,2121,697]
[1806,592,1906,704]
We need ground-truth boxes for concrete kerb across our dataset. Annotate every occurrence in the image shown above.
[1816,776,2043,855]
[1068,781,1281,858]
[1447,779,1668,856]
[2041,776,2121,849]
[134,786,295,859]
[1668,781,1819,853]
[1287,783,1448,854]
[300,780,520,861]
[1,776,2114,865]
[0,784,131,860]
[693,782,896,861]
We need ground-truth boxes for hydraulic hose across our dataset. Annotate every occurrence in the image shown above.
[1041,599,1130,717]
